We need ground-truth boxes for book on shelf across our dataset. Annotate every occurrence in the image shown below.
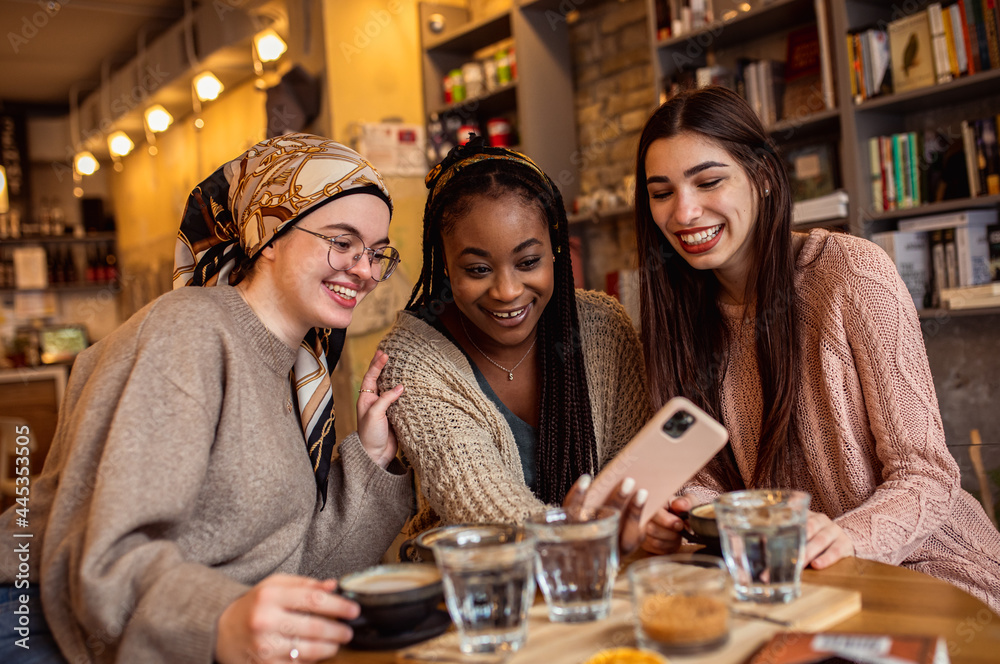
[888,10,937,94]
[897,207,998,231]
[848,28,892,103]
[947,3,971,74]
[944,227,960,288]
[976,116,1000,195]
[969,0,993,70]
[747,632,950,664]
[955,0,979,74]
[813,0,836,110]
[940,281,1000,308]
[927,3,954,83]
[873,229,931,309]
[782,24,827,121]
[899,208,997,286]
[783,141,838,202]
[930,229,948,305]
[989,222,1000,281]
[942,4,962,76]
[984,0,1000,68]
[792,190,848,224]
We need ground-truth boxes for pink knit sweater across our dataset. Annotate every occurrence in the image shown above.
[683,229,1000,611]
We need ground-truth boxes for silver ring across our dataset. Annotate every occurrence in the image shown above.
[359,388,376,395]
[289,637,300,660]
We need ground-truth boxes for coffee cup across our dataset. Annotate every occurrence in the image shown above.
[338,563,443,634]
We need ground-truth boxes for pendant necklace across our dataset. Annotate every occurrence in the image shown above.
[459,316,536,381]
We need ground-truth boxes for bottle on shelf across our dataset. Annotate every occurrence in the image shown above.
[86,244,101,284]
[101,243,118,284]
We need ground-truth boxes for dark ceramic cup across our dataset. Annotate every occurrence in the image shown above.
[338,563,443,635]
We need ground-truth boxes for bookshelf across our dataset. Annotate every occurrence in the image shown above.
[418,0,579,204]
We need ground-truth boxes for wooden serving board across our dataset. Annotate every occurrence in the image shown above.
[397,581,861,664]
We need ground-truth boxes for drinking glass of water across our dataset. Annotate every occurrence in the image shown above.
[714,490,811,603]
[430,524,537,653]
[525,506,619,622]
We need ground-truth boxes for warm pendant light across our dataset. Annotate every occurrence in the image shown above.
[108,131,135,157]
[254,29,287,62]
[144,105,174,133]
[0,165,9,214]
[74,151,100,176]
[193,72,224,101]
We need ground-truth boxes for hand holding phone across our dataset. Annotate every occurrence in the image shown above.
[581,396,728,528]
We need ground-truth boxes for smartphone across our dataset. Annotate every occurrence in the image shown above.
[582,396,728,528]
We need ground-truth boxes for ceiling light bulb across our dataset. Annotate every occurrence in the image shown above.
[194,72,224,101]
[74,151,99,176]
[108,131,134,157]
[255,29,287,62]
[145,105,174,133]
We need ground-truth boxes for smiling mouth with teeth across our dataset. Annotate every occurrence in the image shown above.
[327,283,358,299]
[679,225,723,246]
[491,307,525,319]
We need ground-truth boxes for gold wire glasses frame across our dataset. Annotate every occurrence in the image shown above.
[293,227,401,282]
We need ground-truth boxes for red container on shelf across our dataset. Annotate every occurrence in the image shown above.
[486,118,513,147]
[457,123,480,145]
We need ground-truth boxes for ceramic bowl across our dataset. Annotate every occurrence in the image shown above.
[339,563,443,635]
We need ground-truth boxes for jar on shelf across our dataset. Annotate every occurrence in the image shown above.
[457,122,481,145]
[486,117,513,147]
[483,57,499,92]
[462,61,485,98]
[449,68,466,104]
[495,50,511,86]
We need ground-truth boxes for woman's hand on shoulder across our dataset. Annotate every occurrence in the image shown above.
[562,474,649,556]
[215,574,358,664]
[804,511,855,569]
[356,350,405,469]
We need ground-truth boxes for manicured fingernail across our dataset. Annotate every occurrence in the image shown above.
[634,488,649,507]
[578,474,592,490]
[620,477,635,495]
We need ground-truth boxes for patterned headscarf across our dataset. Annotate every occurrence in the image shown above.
[173,133,393,506]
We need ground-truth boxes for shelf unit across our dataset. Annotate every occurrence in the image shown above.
[418,0,579,203]
[645,0,1000,239]
[0,232,118,294]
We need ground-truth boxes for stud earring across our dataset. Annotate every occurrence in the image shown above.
[764,188,770,196]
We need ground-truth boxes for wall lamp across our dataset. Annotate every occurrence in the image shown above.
[144,105,174,133]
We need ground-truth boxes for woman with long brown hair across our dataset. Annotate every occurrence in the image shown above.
[633,86,1000,610]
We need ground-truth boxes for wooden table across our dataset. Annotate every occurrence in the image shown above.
[801,558,1000,664]
[331,558,999,664]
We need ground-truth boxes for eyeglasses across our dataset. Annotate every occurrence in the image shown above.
[293,227,401,282]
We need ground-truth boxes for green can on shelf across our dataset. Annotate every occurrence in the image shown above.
[448,68,466,103]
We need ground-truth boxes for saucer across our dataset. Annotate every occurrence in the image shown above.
[347,608,451,650]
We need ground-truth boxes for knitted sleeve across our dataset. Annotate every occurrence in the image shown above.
[41,300,249,664]
[575,291,654,466]
[378,318,547,525]
[825,237,960,564]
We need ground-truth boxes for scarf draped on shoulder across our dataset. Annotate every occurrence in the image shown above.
[172,132,393,506]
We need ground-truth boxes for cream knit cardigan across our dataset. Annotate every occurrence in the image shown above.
[378,290,652,536]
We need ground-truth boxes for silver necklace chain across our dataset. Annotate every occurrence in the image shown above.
[459,315,537,381]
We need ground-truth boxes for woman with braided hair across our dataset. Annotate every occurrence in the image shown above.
[377,136,652,549]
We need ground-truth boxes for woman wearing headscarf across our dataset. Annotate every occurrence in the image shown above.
[0,134,413,664]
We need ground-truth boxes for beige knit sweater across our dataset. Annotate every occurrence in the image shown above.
[378,290,652,536]
[683,229,1000,611]
[0,286,413,663]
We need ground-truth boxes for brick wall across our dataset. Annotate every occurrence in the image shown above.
[569,0,656,200]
